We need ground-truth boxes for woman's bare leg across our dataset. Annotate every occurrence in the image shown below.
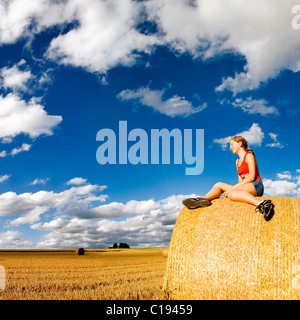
[204,182,233,200]
[204,182,261,207]
[226,183,261,206]
[227,190,260,206]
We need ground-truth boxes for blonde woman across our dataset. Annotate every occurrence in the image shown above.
[183,136,275,221]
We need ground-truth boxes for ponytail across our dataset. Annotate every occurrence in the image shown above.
[246,147,255,155]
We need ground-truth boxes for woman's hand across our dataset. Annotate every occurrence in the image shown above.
[223,189,232,197]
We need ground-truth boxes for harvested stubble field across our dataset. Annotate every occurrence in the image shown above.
[0,248,167,300]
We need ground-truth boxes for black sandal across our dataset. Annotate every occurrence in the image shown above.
[255,200,275,221]
[182,197,212,209]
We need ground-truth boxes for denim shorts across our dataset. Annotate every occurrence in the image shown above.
[252,179,264,196]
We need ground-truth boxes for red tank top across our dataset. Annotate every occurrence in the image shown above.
[237,152,262,181]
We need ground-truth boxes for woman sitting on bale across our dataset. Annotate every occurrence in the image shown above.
[182,136,275,221]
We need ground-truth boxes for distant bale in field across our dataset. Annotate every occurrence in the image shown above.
[75,248,85,255]
[163,197,300,300]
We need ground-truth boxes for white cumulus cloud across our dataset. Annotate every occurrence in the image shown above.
[31,193,193,249]
[118,85,206,117]
[0,0,71,45]
[0,60,33,91]
[0,93,62,141]
[263,179,298,196]
[147,0,300,94]
[277,171,292,180]
[97,0,300,95]
[46,0,160,73]
[262,170,300,196]
[229,97,279,116]
[213,123,265,150]
[0,178,194,248]
[266,132,284,149]
[0,143,32,158]
[0,230,33,248]
[66,177,87,186]
[0,182,108,226]
[1,0,299,94]
[10,143,31,156]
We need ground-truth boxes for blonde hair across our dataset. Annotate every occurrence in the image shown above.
[231,136,255,155]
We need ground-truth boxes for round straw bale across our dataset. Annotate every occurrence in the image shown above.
[163,197,300,300]
[75,248,85,255]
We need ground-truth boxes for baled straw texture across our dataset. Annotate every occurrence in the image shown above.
[163,197,300,300]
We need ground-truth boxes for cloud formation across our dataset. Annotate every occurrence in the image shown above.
[266,133,284,149]
[220,97,279,116]
[0,182,108,226]
[213,123,265,150]
[1,0,298,94]
[0,230,33,248]
[66,177,88,186]
[0,174,10,183]
[0,93,62,141]
[118,85,206,117]
[46,0,160,73]
[0,0,69,45]
[1,170,299,248]
[263,170,300,196]
[0,60,33,91]
[146,0,300,94]
[0,176,193,248]
[31,194,190,249]
[0,0,298,250]
[0,143,32,158]
[30,178,50,186]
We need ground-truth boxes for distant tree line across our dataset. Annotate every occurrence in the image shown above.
[109,243,130,249]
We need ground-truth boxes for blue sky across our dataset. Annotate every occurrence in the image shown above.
[0,0,300,248]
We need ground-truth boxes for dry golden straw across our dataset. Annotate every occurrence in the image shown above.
[163,197,300,300]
